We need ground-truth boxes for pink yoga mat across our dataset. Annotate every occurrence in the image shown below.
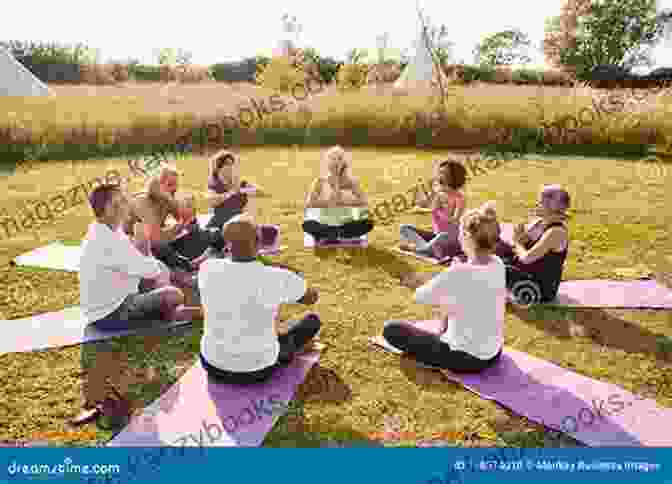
[108,351,320,447]
[0,307,192,355]
[371,320,672,447]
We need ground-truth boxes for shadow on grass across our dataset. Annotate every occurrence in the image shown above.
[397,356,465,396]
[312,244,417,278]
[509,304,672,363]
[263,398,383,448]
[295,364,353,403]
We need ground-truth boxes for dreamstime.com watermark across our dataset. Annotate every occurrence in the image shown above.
[6,457,121,478]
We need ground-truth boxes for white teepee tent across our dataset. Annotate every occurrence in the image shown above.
[0,47,52,96]
[394,16,445,89]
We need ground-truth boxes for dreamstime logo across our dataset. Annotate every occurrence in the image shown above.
[509,279,542,308]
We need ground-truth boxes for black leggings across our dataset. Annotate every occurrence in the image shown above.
[495,240,557,304]
[505,265,557,304]
[382,320,502,373]
[200,313,321,385]
[302,219,374,241]
[153,225,226,270]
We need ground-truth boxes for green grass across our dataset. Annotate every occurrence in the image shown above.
[1,146,671,448]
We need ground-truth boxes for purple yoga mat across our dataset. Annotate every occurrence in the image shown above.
[108,351,320,447]
[371,320,672,447]
[0,307,192,355]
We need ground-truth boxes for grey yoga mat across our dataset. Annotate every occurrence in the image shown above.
[0,306,192,355]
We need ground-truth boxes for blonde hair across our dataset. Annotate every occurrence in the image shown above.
[321,145,352,178]
[460,201,500,252]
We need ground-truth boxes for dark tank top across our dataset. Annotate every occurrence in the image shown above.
[515,221,568,301]
[205,178,249,229]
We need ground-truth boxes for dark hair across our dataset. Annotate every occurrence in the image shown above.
[89,184,122,218]
[437,160,467,190]
[208,149,236,193]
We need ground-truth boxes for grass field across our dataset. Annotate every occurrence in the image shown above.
[1,145,671,447]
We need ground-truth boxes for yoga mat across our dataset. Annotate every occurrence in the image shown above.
[0,306,192,355]
[304,207,370,226]
[514,279,672,309]
[370,320,672,447]
[107,351,320,447]
[303,233,368,248]
[12,241,82,272]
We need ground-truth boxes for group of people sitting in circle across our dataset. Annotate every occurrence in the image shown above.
[76,144,570,420]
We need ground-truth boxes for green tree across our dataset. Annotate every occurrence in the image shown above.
[560,0,671,78]
[154,47,176,65]
[473,27,532,66]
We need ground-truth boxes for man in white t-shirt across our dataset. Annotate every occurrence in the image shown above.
[384,203,506,372]
[75,184,202,427]
[80,183,202,328]
[198,215,321,384]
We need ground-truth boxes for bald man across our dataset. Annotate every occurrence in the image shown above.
[124,165,226,274]
[197,215,321,384]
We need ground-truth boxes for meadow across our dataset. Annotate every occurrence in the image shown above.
[0,81,671,448]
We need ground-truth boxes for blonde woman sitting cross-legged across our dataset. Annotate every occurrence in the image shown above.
[302,146,374,243]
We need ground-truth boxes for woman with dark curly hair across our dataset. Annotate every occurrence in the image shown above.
[399,158,467,260]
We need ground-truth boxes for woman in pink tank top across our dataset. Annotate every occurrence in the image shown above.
[400,159,467,261]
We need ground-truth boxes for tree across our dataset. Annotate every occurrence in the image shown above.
[558,0,670,78]
[473,27,532,66]
[346,48,368,65]
[153,48,176,65]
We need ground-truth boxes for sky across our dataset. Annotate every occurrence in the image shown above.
[4,0,672,69]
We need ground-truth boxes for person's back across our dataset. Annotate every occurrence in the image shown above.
[433,257,506,360]
[388,202,505,372]
[198,258,306,372]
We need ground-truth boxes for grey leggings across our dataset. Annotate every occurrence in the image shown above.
[399,224,460,258]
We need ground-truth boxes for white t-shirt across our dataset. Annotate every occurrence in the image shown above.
[415,256,506,360]
[79,222,162,323]
[198,259,307,372]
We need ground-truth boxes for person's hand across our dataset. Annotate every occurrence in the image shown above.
[300,287,319,305]
[513,223,528,245]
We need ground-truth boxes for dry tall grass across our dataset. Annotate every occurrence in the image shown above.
[1,83,670,151]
